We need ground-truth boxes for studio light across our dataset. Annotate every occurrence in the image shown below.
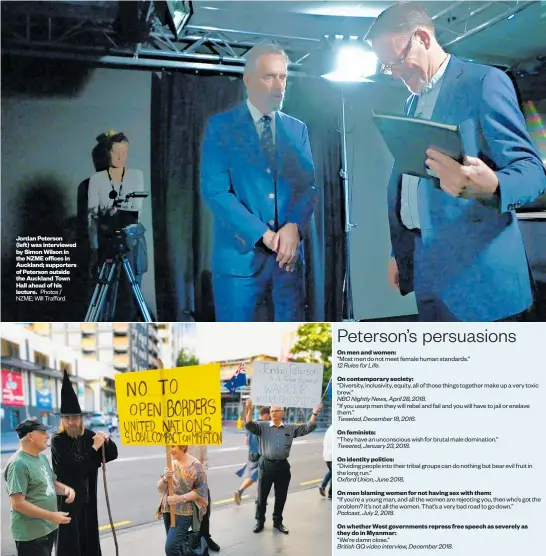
[304,36,378,320]
[322,44,378,83]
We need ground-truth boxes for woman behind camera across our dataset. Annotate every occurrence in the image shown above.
[157,446,208,556]
[87,130,147,319]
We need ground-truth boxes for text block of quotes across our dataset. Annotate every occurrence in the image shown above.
[333,323,545,555]
[114,364,222,446]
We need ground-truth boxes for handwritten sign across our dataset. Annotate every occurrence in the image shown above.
[114,364,222,446]
[251,362,323,408]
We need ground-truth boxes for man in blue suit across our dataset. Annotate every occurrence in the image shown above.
[367,2,546,321]
[201,44,317,322]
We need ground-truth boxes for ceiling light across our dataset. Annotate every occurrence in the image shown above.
[298,4,385,18]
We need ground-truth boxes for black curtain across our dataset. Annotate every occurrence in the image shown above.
[151,71,344,322]
[151,72,244,322]
[283,76,345,322]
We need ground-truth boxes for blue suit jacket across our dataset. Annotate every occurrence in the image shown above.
[201,102,317,277]
[388,56,546,321]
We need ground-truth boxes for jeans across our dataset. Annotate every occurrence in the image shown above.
[16,531,57,556]
[164,513,193,556]
[321,462,332,497]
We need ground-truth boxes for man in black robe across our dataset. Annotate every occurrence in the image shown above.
[52,371,118,556]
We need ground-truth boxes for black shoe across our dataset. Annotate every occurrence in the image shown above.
[319,487,326,497]
[273,523,289,534]
[253,522,264,533]
[206,537,220,552]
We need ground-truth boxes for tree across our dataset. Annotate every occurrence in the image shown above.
[290,323,332,393]
[176,348,199,367]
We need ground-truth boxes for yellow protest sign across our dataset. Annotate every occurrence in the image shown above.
[114,364,222,446]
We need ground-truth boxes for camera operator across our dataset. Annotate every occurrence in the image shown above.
[87,131,148,319]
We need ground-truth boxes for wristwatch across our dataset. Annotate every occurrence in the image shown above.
[312,412,318,416]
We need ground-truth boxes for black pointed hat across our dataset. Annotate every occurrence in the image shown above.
[60,370,82,416]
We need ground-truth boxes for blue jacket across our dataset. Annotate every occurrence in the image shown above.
[201,102,317,277]
[388,56,546,321]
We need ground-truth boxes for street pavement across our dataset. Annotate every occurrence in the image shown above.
[1,427,329,556]
[101,485,331,556]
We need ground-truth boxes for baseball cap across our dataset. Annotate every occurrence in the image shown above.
[15,419,52,439]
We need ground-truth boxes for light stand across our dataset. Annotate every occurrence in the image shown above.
[320,44,376,321]
[339,88,356,321]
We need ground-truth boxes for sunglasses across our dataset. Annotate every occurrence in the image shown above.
[380,28,420,76]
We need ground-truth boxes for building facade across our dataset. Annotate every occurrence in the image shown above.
[1,323,116,432]
[27,322,162,372]
[157,323,197,368]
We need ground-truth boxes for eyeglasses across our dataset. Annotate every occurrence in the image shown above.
[380,28,420,76]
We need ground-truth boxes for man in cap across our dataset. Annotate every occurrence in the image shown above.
[51,371,118,556]
[4,419,76,556]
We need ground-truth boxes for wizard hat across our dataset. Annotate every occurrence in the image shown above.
[60,370,82,416]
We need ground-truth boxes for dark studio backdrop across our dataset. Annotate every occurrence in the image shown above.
[0,56,155,322]
[151,71,345,322]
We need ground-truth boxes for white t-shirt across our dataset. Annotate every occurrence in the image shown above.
[87,168,144,249]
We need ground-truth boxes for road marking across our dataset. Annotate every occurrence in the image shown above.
[98,520,131,531]
[113,454,165,463]
[113,439,322,464]
[300,478,322,486]
[214,494,250,505]
[210,463,243,470]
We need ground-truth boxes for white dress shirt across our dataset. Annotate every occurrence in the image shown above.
[400,55,451,230]
[247,99,276,144]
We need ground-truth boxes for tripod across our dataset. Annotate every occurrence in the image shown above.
[85,250,152,322]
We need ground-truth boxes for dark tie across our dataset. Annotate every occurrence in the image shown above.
[260,115,277,169]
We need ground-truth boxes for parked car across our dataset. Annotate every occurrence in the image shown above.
[89,412,108,427]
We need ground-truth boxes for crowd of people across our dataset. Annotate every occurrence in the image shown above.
[3,371,329,556]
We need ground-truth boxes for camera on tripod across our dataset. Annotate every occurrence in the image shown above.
[86,191,152,323]
[97,191,149,259]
